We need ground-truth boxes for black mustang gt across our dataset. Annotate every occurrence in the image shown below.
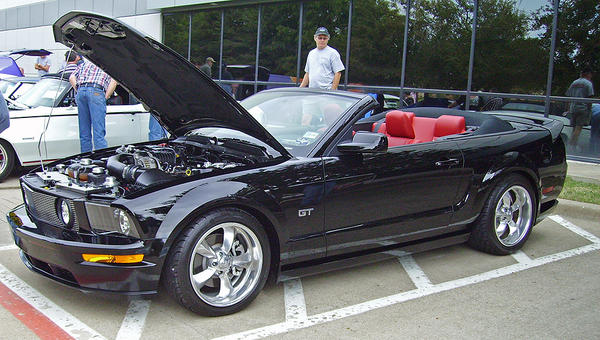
[7,12,567,316]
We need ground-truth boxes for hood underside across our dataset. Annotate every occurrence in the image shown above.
[52,11,288,156]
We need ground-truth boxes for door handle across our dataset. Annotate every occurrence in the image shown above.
[435,158,459,167]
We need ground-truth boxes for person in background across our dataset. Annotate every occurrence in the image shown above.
[565,67,594,149]
[199,57,215,77]
[590,103,600,154]
[300,27,345,90]
[149,115,168,141]
[0,91,9,133]
[219,63,234,95]
[34,54,51,75]
[69,60,117,152]
[59,51,80,74]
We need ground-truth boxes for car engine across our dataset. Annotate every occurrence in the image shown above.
[35,136,268,196]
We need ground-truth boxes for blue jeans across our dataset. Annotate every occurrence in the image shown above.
[148,115,167,141]
[76,86,107,153]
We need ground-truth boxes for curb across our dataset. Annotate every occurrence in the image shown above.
[555,199,600,221]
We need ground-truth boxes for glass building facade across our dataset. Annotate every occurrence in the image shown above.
[162,0,600,162]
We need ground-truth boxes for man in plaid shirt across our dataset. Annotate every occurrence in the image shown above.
[69,59,117,153]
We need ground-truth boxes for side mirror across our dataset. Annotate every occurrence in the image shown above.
[337,131,388,153]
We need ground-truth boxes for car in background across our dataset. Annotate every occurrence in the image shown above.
[7,12,567,317]
[0,75,39,102]
[0,72,151,180]
[495,100,595,156]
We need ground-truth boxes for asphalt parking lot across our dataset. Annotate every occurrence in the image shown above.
[1,164,599,340]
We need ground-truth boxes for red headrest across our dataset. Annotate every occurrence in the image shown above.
[434,115,465,137]
[386,110,415,138]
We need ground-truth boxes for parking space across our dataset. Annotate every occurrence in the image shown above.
[1,174,599,339]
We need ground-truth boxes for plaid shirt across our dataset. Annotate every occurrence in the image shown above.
[72,60,112,91]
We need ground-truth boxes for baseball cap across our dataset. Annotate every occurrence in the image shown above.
[206,57,216,63]
[314,27,330,37]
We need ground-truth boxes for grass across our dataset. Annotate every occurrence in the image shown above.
[558,176,600,205]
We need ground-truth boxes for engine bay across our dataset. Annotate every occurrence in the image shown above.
[34,135,271,196]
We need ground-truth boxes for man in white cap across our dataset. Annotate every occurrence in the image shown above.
[300,27,345,90]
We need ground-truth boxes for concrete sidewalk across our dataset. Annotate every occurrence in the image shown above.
[567,160,600,185]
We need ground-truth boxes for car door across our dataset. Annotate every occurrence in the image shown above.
[105,103,149,145]
[323,139,468,257]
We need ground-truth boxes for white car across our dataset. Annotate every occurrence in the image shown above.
[0,73,151,180]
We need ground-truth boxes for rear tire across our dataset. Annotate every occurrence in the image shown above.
[0,140,16,181]
[163,208,270,316]
[468,174,536,255]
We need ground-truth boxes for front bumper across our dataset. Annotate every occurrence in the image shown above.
[8,204,161,294]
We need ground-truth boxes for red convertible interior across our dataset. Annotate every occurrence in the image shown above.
[372,110,466,146]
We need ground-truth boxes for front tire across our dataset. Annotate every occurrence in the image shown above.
[163,208,270,316]
[468,174,536,255]
[0,140,16,181]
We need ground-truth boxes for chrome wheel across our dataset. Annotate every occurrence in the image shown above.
[189,222,263,307]
[494,185,533,247]
[0,140,15,181]
[0,144,6,175]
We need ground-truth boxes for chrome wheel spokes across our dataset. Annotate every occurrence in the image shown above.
[189,222,263,307]
[494,185,533,246]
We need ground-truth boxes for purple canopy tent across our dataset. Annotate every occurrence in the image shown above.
[0,57,23,76]
[0,49,53,77]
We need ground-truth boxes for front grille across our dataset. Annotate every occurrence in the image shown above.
[22,184,80,231]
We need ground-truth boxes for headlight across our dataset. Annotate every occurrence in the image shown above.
[57,199,72,226]
[85,203,140,238]
[115,209,133,235]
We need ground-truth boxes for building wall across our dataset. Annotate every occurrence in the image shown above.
[0,0,161,76]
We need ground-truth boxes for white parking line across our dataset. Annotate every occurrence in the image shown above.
[214,219,600,340]
[0,263,106,340]
[283,278,307,322]
[511,250,532,263]
[398,255,433,289]
[549,215,600,243]
[115,298,152,340]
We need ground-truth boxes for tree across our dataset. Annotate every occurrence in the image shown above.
[534,0,599,95]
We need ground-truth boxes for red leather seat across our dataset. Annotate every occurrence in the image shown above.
[384,110,416,146]
[370,112,466,146]
[413,117,437,142]
[434,115,466,139]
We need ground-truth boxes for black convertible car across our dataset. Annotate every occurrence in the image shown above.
[8,12,567,316]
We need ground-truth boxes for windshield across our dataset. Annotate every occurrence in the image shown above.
[0,80,18,97]
[16,78,70,108]
[186,127,282,158]
[241,91,358,156]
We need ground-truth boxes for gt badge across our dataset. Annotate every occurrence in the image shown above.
[298,208,314,217]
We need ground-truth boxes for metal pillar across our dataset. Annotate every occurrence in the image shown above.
[343,0,353,89]
[187,13,192,61]
[400,0,411,97]
[296,2,304,85]
[255,5,262,94]
[219,9,225,80]
[544,0,560,117]
[465,0,478,110]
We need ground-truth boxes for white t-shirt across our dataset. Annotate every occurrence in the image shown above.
[36,56,51,76]
[304,46,345,89]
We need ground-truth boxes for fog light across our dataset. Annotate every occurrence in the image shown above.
[82,254,144,264]
[57,199,71,226]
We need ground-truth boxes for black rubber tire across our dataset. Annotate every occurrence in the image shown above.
[0,140,16,182]
[163,208,271,316]
[468,174,536,255]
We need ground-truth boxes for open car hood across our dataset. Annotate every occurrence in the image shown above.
[52,11,289,156]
